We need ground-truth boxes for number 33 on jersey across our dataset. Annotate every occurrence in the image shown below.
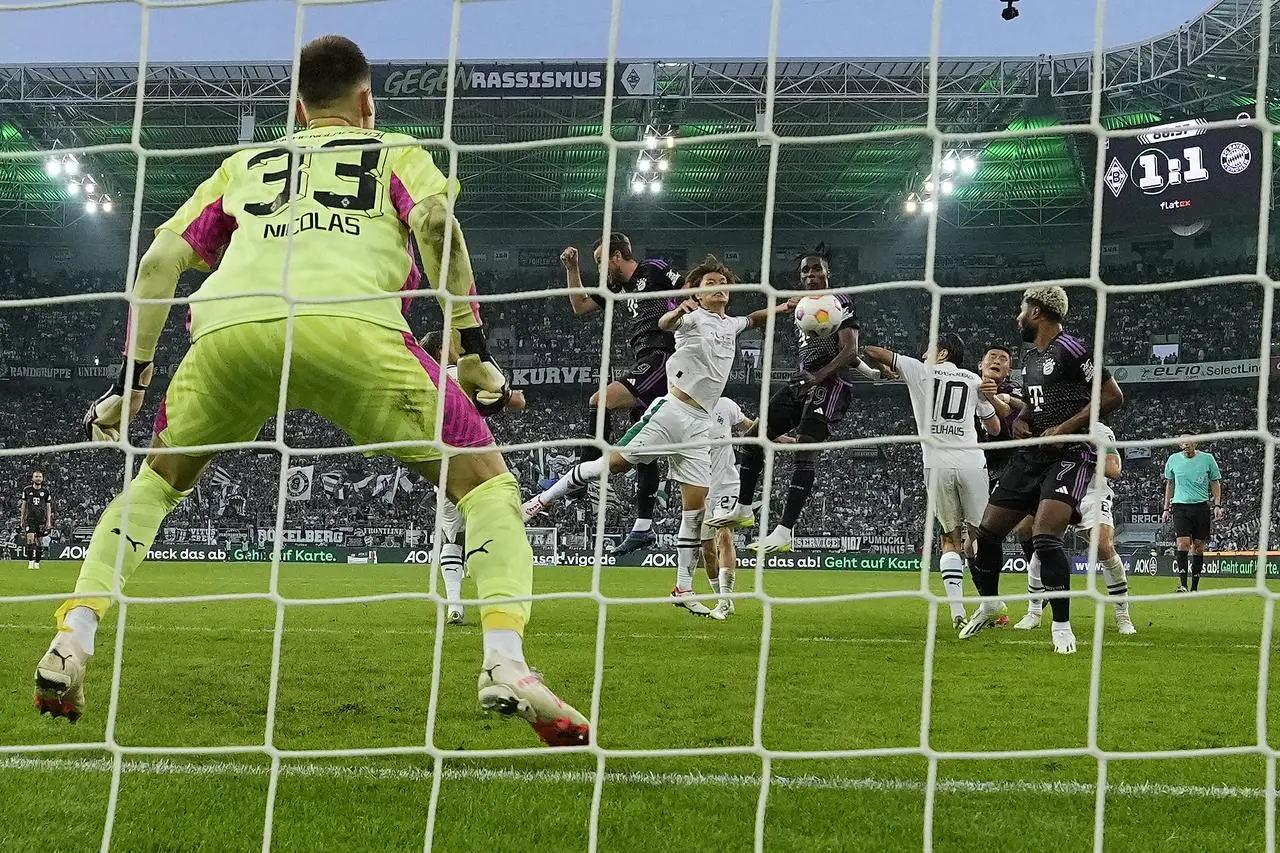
[161,126,453,343]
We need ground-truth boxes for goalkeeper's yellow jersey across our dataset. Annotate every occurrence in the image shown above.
[159,126,452,341]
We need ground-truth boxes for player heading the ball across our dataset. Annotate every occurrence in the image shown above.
[525,256,795,616]
[36,35,588,747]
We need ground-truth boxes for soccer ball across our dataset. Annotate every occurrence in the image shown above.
[794,294,846,337]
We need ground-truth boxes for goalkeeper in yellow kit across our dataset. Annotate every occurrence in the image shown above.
[33,35,588,747]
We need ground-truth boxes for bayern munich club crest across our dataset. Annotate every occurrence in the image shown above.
[1220,142,1252,175]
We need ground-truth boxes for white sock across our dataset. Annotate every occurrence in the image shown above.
[440,543,464,609]
[1051,620,1073,634]
[676,509,703,591]
[483,629,526,664]
[1100,553,1129,616]
[771,524,793,539]
[718,567,735,598]
[708,578,721,595]
[1026,554,1044,615]
[63,606,99,656]
[540,457,609,506]
[939,551,966,621]
[630,517,653,534]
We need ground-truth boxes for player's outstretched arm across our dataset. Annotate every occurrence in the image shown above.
[561,247,601,316]
[85,229,198,442]
[745,296,798,329]
[659,297,700,331]
[409,195,480,334]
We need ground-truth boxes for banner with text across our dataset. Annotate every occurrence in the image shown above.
[374,62,655,99]
[1110,359,1262,383]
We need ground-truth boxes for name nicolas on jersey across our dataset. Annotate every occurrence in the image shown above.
[263,211,363,239]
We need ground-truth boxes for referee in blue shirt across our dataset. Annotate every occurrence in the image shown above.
[1161,440,1223,592]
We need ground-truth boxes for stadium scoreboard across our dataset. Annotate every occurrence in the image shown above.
[1102,106,1263,227]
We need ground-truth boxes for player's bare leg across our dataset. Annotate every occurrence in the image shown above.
[671,481,723,620]
[36,437,211,722]
[712,527,737,616]
[960,504,1024,639]
[416,450,589,747]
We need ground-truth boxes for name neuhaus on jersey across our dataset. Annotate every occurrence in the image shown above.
[263,211,363,239]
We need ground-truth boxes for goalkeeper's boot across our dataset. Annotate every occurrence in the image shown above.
[706,502,754,530]
[672,588,726,620]
[713,598,735,619]
[747,527,793,555]
[958,602,1008,639]
[34,634,89,722]
[1051,623,1077,655]
[1013,609,1042,630]
[1115,610,1137,635]
[952,615,966,632]
[522,495,548,522]
[610,530,655,556]
[446,607,465,626]
[477,655,589,748]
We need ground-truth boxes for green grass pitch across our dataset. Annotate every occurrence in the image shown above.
[0,559,1275,852]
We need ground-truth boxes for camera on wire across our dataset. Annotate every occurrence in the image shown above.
[1001,0,1019,21]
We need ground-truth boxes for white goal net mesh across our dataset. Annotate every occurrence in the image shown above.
[0,0,1277,851]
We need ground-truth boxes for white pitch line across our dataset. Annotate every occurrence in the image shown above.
[0,755,1265,800]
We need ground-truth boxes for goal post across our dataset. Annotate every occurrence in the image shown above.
[0,0,1277,851]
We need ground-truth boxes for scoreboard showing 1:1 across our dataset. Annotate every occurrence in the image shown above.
[1101,105,1263,230]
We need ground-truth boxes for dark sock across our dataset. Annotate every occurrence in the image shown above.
[780,453,816,529]
[1190,553,1203,591]
[24,542,33,561]
[1176,549,1189,588]
[34,542,43,563]
[634,462,659,524]
[738,444,765,506]
[972,526,1004,597]
[1021,537,1035,562]
[579,406,615,464]
[1033,534,1071,623]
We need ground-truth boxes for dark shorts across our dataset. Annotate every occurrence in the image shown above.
[616,350,670,412]
[764,374,854,442]
[1172,502,1212,541]
[989,450,1095,525]
[24,522,44,536]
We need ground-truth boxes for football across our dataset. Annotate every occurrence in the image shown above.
[794,294,847,337]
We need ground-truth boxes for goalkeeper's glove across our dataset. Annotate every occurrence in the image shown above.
[454,327,511,416]
[84,359,154,442]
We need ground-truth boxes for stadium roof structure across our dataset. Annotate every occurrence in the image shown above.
[0,0,1275,234]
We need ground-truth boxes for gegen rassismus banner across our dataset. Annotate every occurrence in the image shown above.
[374,62,655,98]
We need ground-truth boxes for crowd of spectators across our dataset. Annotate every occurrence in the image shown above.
[2,253,1277,552]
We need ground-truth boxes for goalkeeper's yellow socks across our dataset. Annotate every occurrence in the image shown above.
[55,462,190,635]
[456,471,532,640]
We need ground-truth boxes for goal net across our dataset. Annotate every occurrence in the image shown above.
[0,0,1277,850]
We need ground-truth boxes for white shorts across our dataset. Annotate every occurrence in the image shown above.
[618,395,712,489]
[702,446,740,540]
[435,488,465,542]
[926,467,989,533]
[1077,488,1115,530]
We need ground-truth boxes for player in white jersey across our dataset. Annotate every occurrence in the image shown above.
[421,331,527,626]
[865,334,1001,630]
[525,256,794,617]
[1014,422,1135,634]
[701,396,755,618]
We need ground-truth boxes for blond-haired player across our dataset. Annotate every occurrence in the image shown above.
[34,36,587,747]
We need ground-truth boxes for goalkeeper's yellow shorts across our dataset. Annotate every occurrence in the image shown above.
[154,316,493,461]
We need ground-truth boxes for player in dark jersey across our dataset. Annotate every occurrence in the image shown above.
[960,286,1123,654]
[709,247,882,553]
[560,232,682,555]
[20,470,53,570]
[974,344,1034,614]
